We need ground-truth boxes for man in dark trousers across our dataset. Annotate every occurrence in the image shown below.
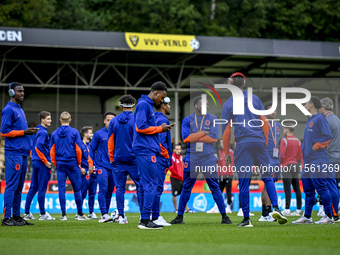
[280,126,302,216]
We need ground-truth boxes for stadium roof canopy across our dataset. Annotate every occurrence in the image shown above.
[1,27,340,92]
[1,27,340,142]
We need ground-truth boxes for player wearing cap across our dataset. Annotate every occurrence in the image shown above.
[293,96,334,224]
[133,82,172,229]
[108,95,142,224]
[171,96,232,225]
[1,82,37,226]
[78,126,97,219]
[23,111,55,221]
[259,102,281,222]
[319,97,340,222]
[222,72,287,227]
[91,112,116,223]
[151,97,172,226]
[50,112,89,221]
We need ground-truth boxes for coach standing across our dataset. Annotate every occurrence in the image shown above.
[320,97,340,221]
[1,82,37,226]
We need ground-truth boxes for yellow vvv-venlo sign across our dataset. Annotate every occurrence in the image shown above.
[125,32,200,53]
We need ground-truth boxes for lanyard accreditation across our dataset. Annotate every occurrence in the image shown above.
[195,113,206,132]
[269,121,277,148]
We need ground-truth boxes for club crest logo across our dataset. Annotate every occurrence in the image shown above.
[129,35,139,47]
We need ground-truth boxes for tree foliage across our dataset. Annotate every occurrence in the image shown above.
[0,0,339,41]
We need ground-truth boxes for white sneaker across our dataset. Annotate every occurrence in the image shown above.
[226,205,232,214]
[315,216,334,224]
[99,214,113,223]
[75,214,78,219]
[282,209,291,216]
[77,214,90,220]
[60,215,67,221]
[23,212,36,220]
[292,216,313,224]
[259,215,269,222]
[88,212,98,219]
[118,215,128,224]
[153,216,171,226]
[237,208,254,216]
[291,210,301,216]
[39,212,55,221]
[206,203,219,213]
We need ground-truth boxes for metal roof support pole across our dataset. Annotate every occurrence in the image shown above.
[335,94,338,116]
[175,62,185,144]
[75,64,78,129]
[0,56,5,109]
[89,58,98,87]
[56,60,60,126]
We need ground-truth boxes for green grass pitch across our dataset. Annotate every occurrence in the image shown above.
[0,212,339,255]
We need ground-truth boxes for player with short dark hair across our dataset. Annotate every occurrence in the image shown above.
[171,96,232,225]
[23,111,55,221]
[50,112,89,221]
[293,96,334,224]
[222,73,287,227]
[133,81,172,229]
[1,82,37,226]
[151,97,172,226]
[78,126,97,219]
[91,112,116,223]
[108,95,142,224]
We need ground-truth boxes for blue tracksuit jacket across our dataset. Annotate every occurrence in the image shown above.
[108,111,136,162]
[302,113,332,164]
[182,112,219,162]
[222,90,268,154]
[132,95,163,156]
[90,127,111,169]
[50,125,83,166]
[1,101,31,155]
[32,124,50,164]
